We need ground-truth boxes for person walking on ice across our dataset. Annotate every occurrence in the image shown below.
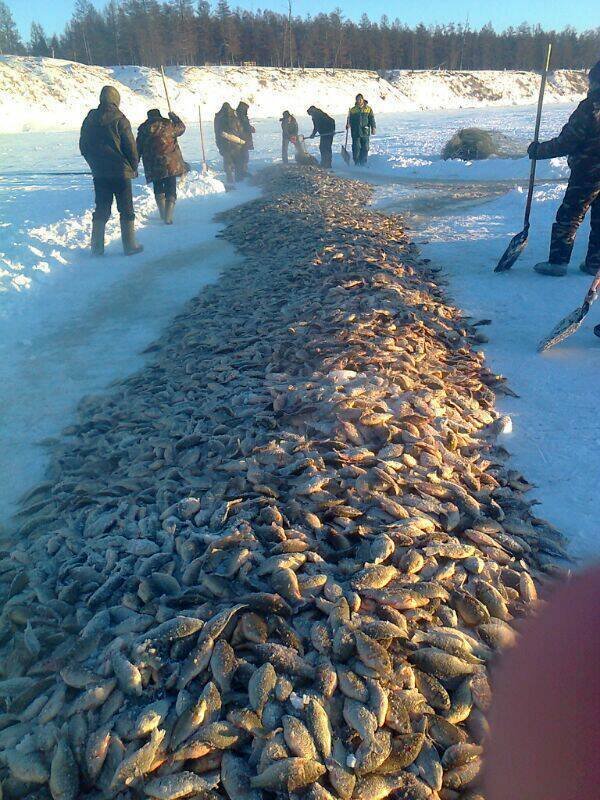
[136,108,188,225]
[79,85,143,256]
[346,94,376,166]
[306,106,336,169]
[530,59,600,277]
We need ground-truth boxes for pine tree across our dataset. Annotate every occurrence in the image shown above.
[29,22,50,57]
[0,1,23,54]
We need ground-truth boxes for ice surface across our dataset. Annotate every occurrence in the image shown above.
[1,99,599,560]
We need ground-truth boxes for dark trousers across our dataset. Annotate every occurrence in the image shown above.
[352,135,370,165]
[93,177,134,222]
[319,135,334,169]
[282,137,291,163]
[222,151,245,183]
[550,175,600,270]
[153,176,177,200]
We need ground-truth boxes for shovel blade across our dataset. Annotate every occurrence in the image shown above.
[341,146,350,166]
[494,226,529,272]
[538,307,586,352]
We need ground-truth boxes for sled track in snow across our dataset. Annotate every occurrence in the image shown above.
[0,165,569,799]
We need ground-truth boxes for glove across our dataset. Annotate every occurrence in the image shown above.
[527,141,538,160]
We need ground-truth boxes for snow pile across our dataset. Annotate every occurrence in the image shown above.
[0,56,588,133]
[386,69,588,110]
[1,170,225,294]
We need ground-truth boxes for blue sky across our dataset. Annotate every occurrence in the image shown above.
[9,0,599,40]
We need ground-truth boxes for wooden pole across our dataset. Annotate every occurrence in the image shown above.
[160,65,172,114]
[198,105,208,174]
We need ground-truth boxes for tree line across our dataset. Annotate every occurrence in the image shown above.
[1,0,599,71]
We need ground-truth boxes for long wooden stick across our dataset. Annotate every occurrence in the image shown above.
[198,106,208,174]
[523,42,552,228]
[160,66,172,114]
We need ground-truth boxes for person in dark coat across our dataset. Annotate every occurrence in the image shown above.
[236,101,255,177]
[79,85,142,256]
[307,106,336,169]
[280,111,299,163]
[214,102,246,183]
[346,94,376,166]
[136,108,187,225]
[529,59,600,276]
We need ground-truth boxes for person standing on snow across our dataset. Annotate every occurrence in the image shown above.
[346,94,376,166]
[214,103,246,184]
[79,85,143,256]
[280,111,299,163]
[136,108,188,225]
[307,106,336,169]
[529,59,600,277]
[236,101,255,178]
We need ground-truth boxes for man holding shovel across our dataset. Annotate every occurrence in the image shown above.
[307,106,336,169]
[530,59,600,277]
[346,94,376,166]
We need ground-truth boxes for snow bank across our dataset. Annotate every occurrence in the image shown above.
[0,56,588,133]
[385,69,588,110]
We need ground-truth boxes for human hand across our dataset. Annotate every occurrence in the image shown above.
[527,141,538,159]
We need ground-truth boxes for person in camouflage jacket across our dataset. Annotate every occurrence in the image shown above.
[137,108,187,225]
[79,85,143,256]
[280,111,299,163]
[236,101,255,177]
[346,94,376,166]
[529,60,600,276]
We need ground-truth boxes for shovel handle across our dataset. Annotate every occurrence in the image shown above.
[524,43,552,227]
[160,66,172,114]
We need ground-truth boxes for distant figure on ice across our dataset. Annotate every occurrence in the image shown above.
[307,106,336,169]
[529,59,600,277]
[136,108,188,225]
[347,94,376,166]
[280,110,299,163]
[79,85,143,256]
[236,101,255,178]
[214,102,246,184]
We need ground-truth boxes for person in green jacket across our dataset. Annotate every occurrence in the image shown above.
[346,94,376,166]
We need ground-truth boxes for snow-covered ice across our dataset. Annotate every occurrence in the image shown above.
[1,95,598,559]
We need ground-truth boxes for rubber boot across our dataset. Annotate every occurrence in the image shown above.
[579,261,598,276]
[120,218,143,256]
[164,198,175,225]
[90,219,105,256]
[155,193,166,221]
[533,261,567,276]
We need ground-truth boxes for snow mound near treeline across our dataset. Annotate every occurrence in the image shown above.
[0,56,588,133]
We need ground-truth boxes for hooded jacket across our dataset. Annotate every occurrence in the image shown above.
[214,104,246,155]
[535,88,600,176]
[136,111,187,183]
[347,103,375,139]
[79,102,138,180]
[281,113,299,140]
[236,103,255,150]
[307,108,335,137]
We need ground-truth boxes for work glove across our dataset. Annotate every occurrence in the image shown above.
[527,141,538,159]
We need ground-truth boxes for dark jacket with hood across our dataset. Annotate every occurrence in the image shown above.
[535,88,600,177]
[236,102,255,150]
[79,87,138,180]
[308,107,335,137]
[214,104,246,156]
[136,110,187,183]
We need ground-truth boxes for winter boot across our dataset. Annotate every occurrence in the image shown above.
[579,261,598,276]
[533,261,567,276]
[120,219,143,256]
[164,198,176,225]
[155,193,166,221]
[594,324,600,339]
[90,219,105,256]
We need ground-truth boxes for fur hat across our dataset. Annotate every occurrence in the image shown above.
[589,60,600,88]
